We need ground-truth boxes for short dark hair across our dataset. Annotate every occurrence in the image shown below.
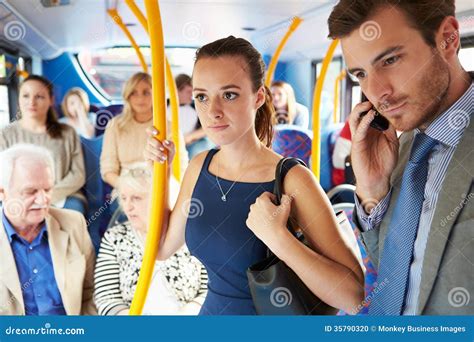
[327,0,455,48]
[175,74,192,91]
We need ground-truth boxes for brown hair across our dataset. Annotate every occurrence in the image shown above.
[18,75,64,139]
[327,0,455,48]
[61,87,90,119]
[175,74,192,91]
[194,36,275,147]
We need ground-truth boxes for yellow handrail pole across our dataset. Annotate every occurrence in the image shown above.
[125,0,148,33]
[129,0,167,315]
[264,16,303,87]
[107,8,148,73]
[125,0,182,181]
[333,69,346,123]
[165,58,182,181]
[311,39,339,179]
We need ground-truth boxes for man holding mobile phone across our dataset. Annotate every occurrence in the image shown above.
[328,0,473,315]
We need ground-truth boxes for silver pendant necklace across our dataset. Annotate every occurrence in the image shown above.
[216,176,238,202]
[215,154,239,202]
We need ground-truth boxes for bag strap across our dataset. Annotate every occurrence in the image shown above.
[273,157,307,235]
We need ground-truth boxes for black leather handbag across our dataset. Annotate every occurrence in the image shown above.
[247,157,339,315]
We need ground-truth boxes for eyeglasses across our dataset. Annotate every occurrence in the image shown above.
[121,168,151,178]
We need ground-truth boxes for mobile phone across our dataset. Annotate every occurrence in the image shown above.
[360,93,389,131]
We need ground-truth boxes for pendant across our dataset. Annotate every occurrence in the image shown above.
[221,194,227,202]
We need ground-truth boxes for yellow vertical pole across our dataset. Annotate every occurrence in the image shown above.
[165,58,182,181]
[333,69,346,123]
[125,0,181,181]
[311,39,339,179]
[107,9,148,73]
[264,17,303,87]
[129,0,167,315]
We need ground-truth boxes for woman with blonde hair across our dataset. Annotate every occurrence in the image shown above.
[100,72,187,189]
[271,80,309,129]
[60,87,96,139]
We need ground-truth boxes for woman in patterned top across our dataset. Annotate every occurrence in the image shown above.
[94,166,207,315]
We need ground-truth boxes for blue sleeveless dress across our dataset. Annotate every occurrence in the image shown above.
[185,149,275,315]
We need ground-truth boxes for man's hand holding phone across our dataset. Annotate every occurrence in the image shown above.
[349,97,399,213]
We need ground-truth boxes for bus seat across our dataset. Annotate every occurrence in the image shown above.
[94,104,124,136]
[327,184,356,205]
[80,135,113,252]
[320,123,344,191]
[272,124,313,165]
[332,202,377,315]
[89,104,101,113]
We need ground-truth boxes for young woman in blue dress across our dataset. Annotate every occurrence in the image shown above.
[144,36,364,315]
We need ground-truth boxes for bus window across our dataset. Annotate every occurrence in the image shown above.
[312,57,343,126]
[77,47,196,101]
[459,46,474,70]
[351,85,361,111]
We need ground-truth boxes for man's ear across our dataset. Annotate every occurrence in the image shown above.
[436,16,460,59]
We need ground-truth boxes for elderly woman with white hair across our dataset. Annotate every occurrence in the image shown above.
[0,144,96,315]
[93,165,207,315]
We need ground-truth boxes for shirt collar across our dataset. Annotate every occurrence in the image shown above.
[416,75,473,147]
[2,209,47,244]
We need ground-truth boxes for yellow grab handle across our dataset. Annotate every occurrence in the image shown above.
[264,16,303,88]
[311,39,339,180]
[333,69,346,124]
[125,0,182,181]
[107,9,148,73]
[129,0,167,315]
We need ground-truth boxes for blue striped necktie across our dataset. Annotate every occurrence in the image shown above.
[369,133,437,315]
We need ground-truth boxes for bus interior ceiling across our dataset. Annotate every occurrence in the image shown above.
[0,0,473,195]
[1,0,474,107]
